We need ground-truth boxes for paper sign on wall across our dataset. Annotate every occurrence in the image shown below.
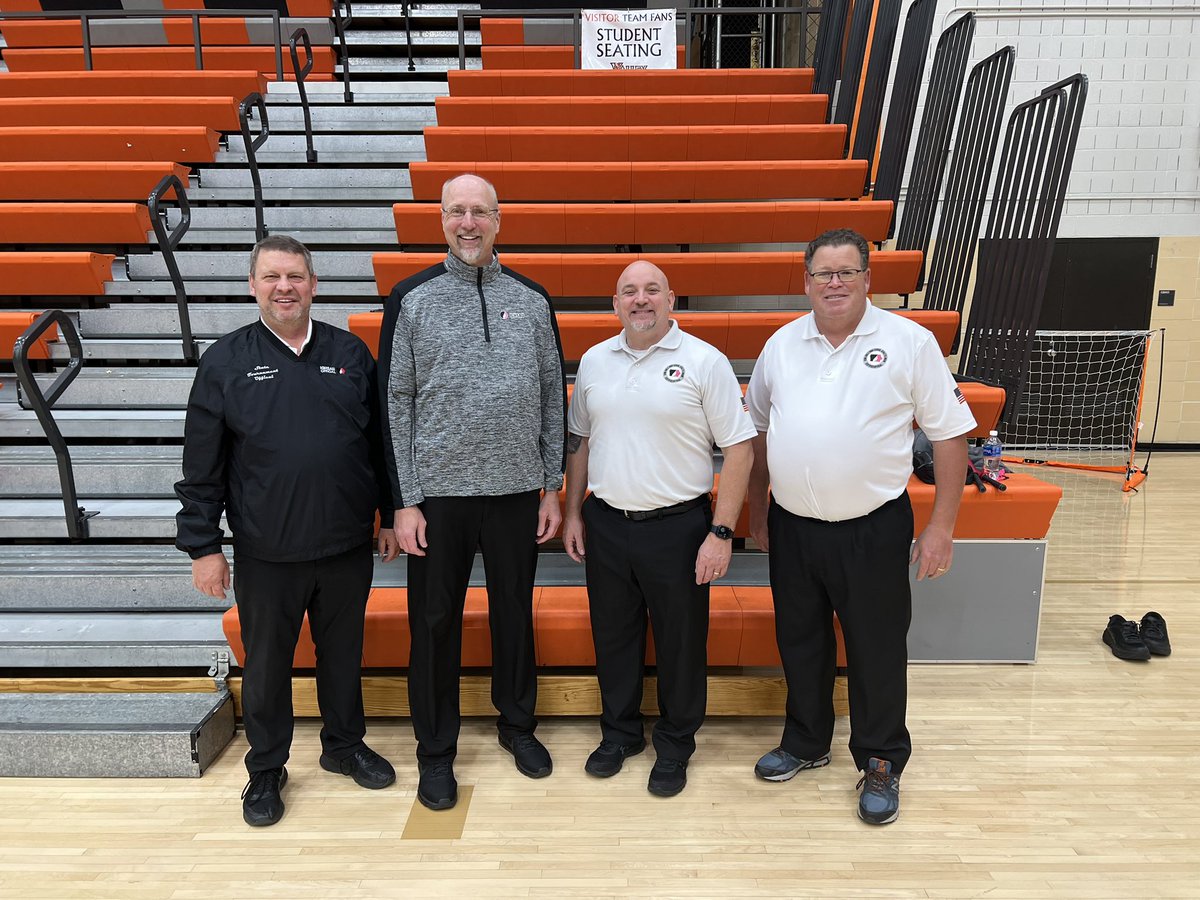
[581,8,677,70]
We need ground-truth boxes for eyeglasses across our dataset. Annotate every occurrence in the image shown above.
[808,268,866,284]
[441,206,499,221]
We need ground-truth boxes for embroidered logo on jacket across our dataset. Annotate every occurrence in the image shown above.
[319,366,348,375]
[247,365,278,382]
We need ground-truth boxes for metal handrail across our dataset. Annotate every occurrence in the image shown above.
[333,0,355,103]
[148,173,198,365]
[239,92,271,242]
[13,311,96,540]
[402,0,415,73]
[290,27,318,164]
[0,9,284,81]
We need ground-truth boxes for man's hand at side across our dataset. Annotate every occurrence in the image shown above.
[378,526,400,562]
[395,506,428,557]
[537,491,561,545]
[192,552,231,600]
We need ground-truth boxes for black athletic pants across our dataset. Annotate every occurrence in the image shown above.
[233,543,373,774]
[768,493,913,774]
[406,490,541,765]
[582,495,711,761]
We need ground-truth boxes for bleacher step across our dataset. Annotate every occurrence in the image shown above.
[76,303,375,336]
[125,250,376,281]
[0,406,186,441]
[265,80,449,97]
[0,498,207,539]
[0,692,234,778]
[1,445,184,495]
[104,281,379,299]
[195,165,412,190]
[219,133,424,153]
[0,608,228,666]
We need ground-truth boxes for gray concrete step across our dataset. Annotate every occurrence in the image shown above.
[75,303,376,337]
[345,29,481,46]
[0,692,234,778]
[125,249,376,281]
[265,80,448,98]
[0,546,229,611]
[0,608,228,666]
[195,165,411,189]
[255,105,436,128]
[103,280,380,299]
[0,498,215,538]
[0,406,186,441]
[1,445,179,497]
[168,207,395,229]
[224,134,424,153]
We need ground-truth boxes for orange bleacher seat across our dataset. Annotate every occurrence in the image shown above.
[0,162,189,201]
[0,251,115,295]
[481,45,686,70]
[0,70,268,99]
[423,124,847,163]
[0,203,153,244]
[0,126,220,163]
[348,308,958,361]
[408,160,871,202]
[447,68,816,96]
[373,251,924,299]
[0,310,55,359]
[0,97,243,130]
[221,585,849,671]
[1,47,334,77]
[433,95,829,128]
[393,201,894,246]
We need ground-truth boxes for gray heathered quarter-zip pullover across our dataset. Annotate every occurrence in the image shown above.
[378,251,567,508]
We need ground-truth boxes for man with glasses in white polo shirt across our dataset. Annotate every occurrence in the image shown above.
[562,260,755,798]
[745,228,974,825]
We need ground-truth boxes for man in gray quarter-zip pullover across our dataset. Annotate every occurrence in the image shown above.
[377,174,567,811]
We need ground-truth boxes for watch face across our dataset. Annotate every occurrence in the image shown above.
[711,525,733,540]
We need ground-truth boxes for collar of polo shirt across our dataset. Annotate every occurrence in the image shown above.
[799,300,882,344]
[614,318,681,355]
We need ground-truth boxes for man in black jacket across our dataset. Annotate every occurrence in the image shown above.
[176,235,399,827]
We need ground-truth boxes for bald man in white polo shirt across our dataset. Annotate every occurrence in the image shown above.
[562,261,755,798]
[745,228,975,825]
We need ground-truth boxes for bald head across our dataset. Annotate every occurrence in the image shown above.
[613,260,675,350]
[441,173,498,209]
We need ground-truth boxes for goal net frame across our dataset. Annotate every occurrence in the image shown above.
[1001,329,1158,492]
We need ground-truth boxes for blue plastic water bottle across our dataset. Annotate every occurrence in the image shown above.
[982,430,1003,477]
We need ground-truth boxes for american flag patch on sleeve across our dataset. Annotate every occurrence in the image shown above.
[953,387,967,404]
[742,400,750,413]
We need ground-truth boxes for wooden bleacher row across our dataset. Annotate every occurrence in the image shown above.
[434,95,829,127]
[446,68,816,97]
[408,161,872,202]
[424,124,846,163]
[393,201,894,246]
[372,251,924,298]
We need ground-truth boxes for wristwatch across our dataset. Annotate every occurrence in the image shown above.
[710,524,734,540]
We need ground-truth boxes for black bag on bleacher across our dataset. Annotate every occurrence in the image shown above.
[912,429,1004,492]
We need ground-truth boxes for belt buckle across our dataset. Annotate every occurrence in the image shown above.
[623,508,634,519]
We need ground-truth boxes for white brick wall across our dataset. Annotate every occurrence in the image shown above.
[888,0,1200,238]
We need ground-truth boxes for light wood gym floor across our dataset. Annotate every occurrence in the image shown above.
[1,454,1197,899]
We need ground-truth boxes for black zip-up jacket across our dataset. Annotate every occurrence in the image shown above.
[175,319,391,563]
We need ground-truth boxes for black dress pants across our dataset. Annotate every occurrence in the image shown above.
[582,495,711,761]
[233,543,373,774]
[406,490,541,765]
[767,493,914,774]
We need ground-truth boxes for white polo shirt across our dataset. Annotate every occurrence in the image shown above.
[569,320,756,512]
[746,303,976,522]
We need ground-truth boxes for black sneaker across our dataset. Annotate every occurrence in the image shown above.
[499,731,553,779]
[647,758,688,797]
[584,738,646,778]
[417,761,457,811]
[319,745,396,790]
[857,758,900,825]
[1140,612,1171,656]
[754,747,832,782]
[1103,614,1151,660]
[241,767,287,827]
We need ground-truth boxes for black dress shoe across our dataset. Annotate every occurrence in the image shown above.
[320,745,396,790]
[584,738,646,778]
[647,758,688,797]
[499,731,553,778]
[1103,614,1150,661]
[417,761,457,811]
[242,767,287,826]
[1140,612,1171,656]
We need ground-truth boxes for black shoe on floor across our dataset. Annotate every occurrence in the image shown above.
[1103,614,1151,660]
[417,761,457,811]
[499,731,553,779]
[1140,612,1171,656]
[241,767,287,827]
[319,745,396,790]
[857,758,900,825]
[585,738,647,778]
[647,758,688,797]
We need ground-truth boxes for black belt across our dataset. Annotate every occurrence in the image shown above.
[593,494,709,522]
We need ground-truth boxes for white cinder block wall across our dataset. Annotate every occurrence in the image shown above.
[880,0,1200,442]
